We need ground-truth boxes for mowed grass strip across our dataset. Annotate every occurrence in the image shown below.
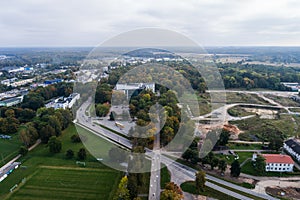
[8,167,121,200]
[0,133,22,167]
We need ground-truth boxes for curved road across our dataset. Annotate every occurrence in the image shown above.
[75,99,279,200]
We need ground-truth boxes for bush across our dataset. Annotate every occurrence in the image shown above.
[66,149,74,159]
[71,134,81,143]
[77,148,86,160]
[48,136,62,153]
[19,146,28,156]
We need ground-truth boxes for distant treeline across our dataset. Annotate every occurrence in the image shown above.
[218,63,300,90]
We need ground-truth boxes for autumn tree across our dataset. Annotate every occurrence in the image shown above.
[161,182,183,200]
[195,170,206,192]
[113,176,130,200]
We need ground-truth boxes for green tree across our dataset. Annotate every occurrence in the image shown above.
[195,170,206,192]
[0,118,8,134]
[48,115,62,136]
[66,149,74,159]
[230,160,241,177]
[109,111,115,121]
[5,109,15,118]
[19,108,36,123]
[40,125,56,143]
[183,139,200,165]
[22,92,44,110]
[77,148,87,160]
[58,109,72,129]
[253,155,266,175]
[218,159,227,173]
[210,157,219,170]
[6,117,20,134]
[19,128,31,147]
[127,175,138,199]
[113,176,130,200]
[19,146,28,156]
[217,129,230,146]
[48,136,62,153]
[268,136,283,151]
[19,124,39,147]
[71,134,81,143]
[95,83,112,104]
[95,103,110,117]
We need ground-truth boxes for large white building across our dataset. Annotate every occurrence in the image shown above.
[284,139,300,163]
[115,82,155,99]
[253,153,294,172]
[46,93,80,109]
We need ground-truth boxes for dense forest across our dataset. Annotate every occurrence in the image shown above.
[218,63,300,90]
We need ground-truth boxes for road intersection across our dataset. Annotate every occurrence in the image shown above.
[75,99,279,200]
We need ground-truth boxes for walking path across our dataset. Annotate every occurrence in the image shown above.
[0,139,41,173]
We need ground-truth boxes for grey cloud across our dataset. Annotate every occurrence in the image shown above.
[0,0,299,46]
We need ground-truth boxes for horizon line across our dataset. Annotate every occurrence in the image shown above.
[1,45,300,48]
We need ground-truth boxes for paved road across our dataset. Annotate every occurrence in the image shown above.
[76,98,132,149]
[159,155,279,200]
[207,90,297,97]
[75,100,279,200]
[149,108,161,200]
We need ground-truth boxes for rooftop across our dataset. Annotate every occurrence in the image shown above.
[262,154,294,164]
[285,139,300,154]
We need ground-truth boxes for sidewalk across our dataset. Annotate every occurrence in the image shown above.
[0,139,41,173]
[240,173,300,181]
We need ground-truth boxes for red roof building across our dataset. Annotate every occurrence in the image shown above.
[262,154,294,172]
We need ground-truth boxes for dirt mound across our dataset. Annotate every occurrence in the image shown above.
[223,123,241,135]
[266,186,300,200]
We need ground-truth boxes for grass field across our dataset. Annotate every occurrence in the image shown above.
[241,160,300,177]
[0,133,22,168]
[215,152,253,165]
[289,107,300,113]
[160,165,171,189]
[232,115,297,141]
[180,181,238,200]
[0,125,122,200]
[227,106,256,117]
[225,92,269,105]
[264,94,300,107]
[7,167,121,200]
[227,143,263,150]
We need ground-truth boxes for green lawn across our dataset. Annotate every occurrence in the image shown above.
[7,167,121,200]
[289,107,300,113]
[0,125,122,200]
[225,92,269,105]
[207,179,264,200]
[180,181,238,200]
[227,106,256,117]
[161,165,171,189]
[241,160,300,177]
[264,94,300,107]
[0,133,22,167]
[232,115,297,141]
[215,152,253,165]
[227,143,263,150]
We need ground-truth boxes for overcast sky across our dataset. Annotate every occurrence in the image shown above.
[1,0,300,47]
